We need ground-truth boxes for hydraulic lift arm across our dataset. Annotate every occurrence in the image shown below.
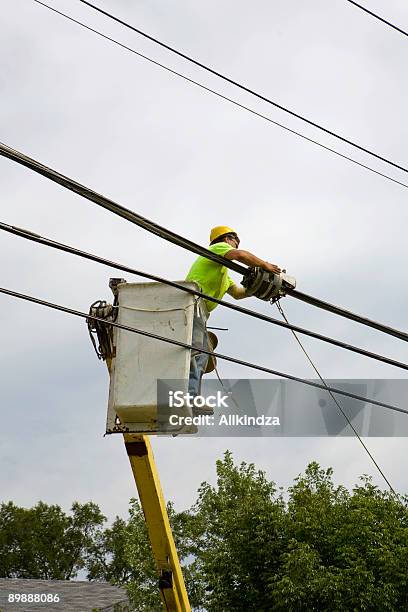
[124,434,191,612]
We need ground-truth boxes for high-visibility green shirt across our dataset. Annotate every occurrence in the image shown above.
[186,242,235,312]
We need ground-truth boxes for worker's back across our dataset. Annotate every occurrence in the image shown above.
[186,242,234,312]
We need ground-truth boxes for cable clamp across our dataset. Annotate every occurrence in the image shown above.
[242,267,296,301]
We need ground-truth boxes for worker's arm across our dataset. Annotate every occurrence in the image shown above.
[224,249,281,274]
[227,284,247,300]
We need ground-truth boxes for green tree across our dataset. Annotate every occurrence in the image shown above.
[185,456,408,612]
[86,499,161,611]
[95,454,407,611]
[184,450,287,611]
[123,500,162,612]
[85,499,203,611]
[2,455,407,611]
[0,500,105,579]
[269,463,408,611]
[87,516,134,584]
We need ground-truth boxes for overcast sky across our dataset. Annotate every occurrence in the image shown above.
[1,0,408,524]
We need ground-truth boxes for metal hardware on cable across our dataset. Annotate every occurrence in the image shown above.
[242,267,296,301]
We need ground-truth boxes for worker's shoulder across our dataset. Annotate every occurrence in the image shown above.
[208,242,233,255]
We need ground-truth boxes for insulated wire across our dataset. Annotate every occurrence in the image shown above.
[0,140,244,273]
[2,220,408,373]
[286,289,408,342]
[0,284,406,416]
[76,0,408,175]
[345,0,408,38]
[1,141,407,342]
[30,0,408,191]
[275,301,396,494]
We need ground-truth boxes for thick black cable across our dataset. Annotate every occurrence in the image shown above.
[2,139,407,343]
[30,1,408,191]
[0,140,244,274]
[276,301,395,494]
[346,0,408,38]
[75,0,408,175]
[287,289,408,343]
[2,220,408,373]
[0,284,406,416]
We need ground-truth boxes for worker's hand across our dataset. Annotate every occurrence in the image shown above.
[264,262,281,274]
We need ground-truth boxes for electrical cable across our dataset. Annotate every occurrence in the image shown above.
[0,284,406,416]
[275,301,395,494]
[30,0,408,191]
[286,289,408,343]
[0,140,244,274]
[345,0,408,38]
[75,0,408,175]
[2,140,407,343]
[2,220,408,373]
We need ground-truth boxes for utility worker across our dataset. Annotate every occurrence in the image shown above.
[186,226,281,400]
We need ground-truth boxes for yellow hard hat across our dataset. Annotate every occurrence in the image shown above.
[210,226,236,243]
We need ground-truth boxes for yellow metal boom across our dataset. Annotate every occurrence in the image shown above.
[124,434,191,612]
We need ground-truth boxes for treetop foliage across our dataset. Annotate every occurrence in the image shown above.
[1,454,407,611]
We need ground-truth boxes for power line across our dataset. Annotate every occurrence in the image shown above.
[75,0,408,176]
[0,284,406,416]
[2,220,408,374]
[287,289,408,343]
[30,0,408,191]
[1,140,407,343]
[345,0,408,38]
[0,140,244,274]
[276,301,395,494]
